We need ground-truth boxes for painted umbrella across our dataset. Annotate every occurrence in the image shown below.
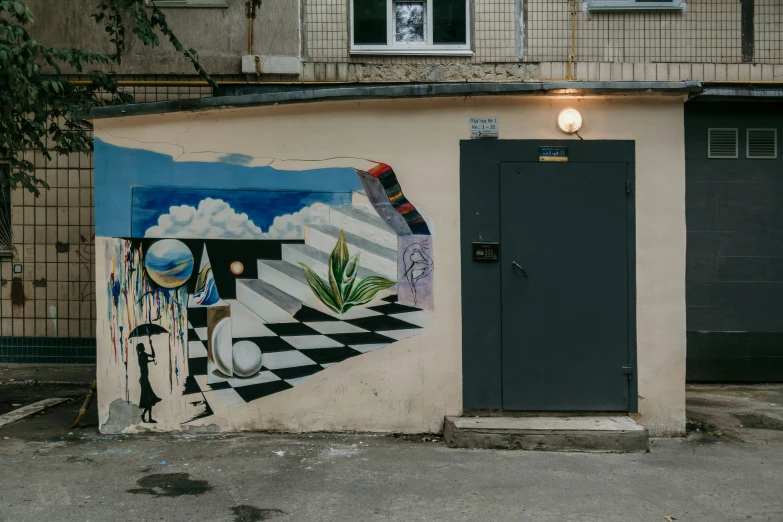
[128,324,169,338]
[128,323,169,365]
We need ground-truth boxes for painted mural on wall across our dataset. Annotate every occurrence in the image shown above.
[95,140,433,432]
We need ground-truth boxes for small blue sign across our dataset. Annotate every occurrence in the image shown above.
[539,146,568,162]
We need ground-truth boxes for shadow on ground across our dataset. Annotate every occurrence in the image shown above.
[686,384,783,444]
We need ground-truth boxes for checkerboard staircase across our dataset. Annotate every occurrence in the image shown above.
[183,191,428,420]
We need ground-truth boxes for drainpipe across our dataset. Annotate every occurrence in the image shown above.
[240,0,301,77]
[566,0,576,81]
[247,0,257,55]
[247,0,261,75]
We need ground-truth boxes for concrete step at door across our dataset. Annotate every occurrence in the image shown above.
[329,205,398,250]
[304,224,398,280]
[235,279,299,324]
[443,416,649,452]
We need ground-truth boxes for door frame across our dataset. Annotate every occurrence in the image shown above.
[459,139,637,413]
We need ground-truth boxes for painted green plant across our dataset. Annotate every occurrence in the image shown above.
[299,229,395,314]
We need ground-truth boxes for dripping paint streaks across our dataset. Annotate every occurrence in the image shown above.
[105,239,188,403]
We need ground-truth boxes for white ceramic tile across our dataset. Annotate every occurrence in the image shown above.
[376,329,422,341]
[207,359,231,384]
[305,321,368,335]
[262,350,316,370]
[227,299,276,337]
[350,343,390,354]
[285,374,317,387]
[281,335,344,350]
[337,307,382,320]
[188,340,208,359]
[194,374,211,390]
[387,311,431,328]
[201,388,245,414]
[228,371,280,388]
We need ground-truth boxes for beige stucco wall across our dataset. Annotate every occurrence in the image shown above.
[94,94,686,436]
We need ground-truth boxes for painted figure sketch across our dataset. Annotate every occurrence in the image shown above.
[402,240,434,307]
[95,141,434,432]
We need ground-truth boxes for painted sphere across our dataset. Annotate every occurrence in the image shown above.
[232,340,263,378]
[144,239,194,289]
[229,261,245,276]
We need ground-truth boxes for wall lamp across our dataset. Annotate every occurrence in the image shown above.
[557,108,583,134]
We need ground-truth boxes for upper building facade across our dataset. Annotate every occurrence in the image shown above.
[2,0,780,435]
[24,0,783,82]
[1,0,780,361]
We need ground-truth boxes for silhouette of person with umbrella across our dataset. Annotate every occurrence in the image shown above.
[129,324,168,424]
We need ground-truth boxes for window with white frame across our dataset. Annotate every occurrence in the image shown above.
[351,0,471,55]
[585,0,686,12]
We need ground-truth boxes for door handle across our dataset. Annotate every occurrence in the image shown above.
[512,261,528,277]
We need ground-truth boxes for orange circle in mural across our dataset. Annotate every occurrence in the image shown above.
[229,261,244,276]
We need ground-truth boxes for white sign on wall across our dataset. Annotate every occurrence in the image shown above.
[469,118,499,139]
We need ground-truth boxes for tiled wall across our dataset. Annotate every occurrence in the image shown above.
[0,337,97,364]
[527,0,780,64]
[756,0,782,63]
[0,79,213,363]
[684,102,783,382]
[2,2,782,362]
[474,0,518,62]
[303,1,780,74]
[3,147,95,340]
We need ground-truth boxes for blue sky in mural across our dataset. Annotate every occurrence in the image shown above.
[131,188,350,238]
[94,139,363,237]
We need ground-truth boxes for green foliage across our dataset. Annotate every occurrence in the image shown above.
[300,229,396,315]
[0,0,216,195]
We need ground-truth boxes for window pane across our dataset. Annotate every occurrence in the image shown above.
[395,2,425,43]
[354,0,387,45]
[433,0,467,44]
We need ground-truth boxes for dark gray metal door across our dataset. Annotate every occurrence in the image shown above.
[500,162,631,410]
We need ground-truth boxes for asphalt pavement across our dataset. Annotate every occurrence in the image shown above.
[0,365,780,521]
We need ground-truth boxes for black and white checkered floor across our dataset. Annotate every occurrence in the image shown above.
[182,295,427,418]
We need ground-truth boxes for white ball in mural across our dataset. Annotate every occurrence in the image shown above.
[232,340,263,377]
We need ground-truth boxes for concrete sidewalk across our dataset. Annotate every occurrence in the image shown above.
[0,378,780,521]
[0,363,95,385]
[0,430,780,521]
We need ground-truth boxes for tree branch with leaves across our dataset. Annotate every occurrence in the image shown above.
[0,0,252,195]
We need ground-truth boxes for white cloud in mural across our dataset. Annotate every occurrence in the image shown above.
[265,204,329,238]
[145,198,329,239]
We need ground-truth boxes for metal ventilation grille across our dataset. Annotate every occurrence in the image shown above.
[708,128,738,159]
[747,129,777,159]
